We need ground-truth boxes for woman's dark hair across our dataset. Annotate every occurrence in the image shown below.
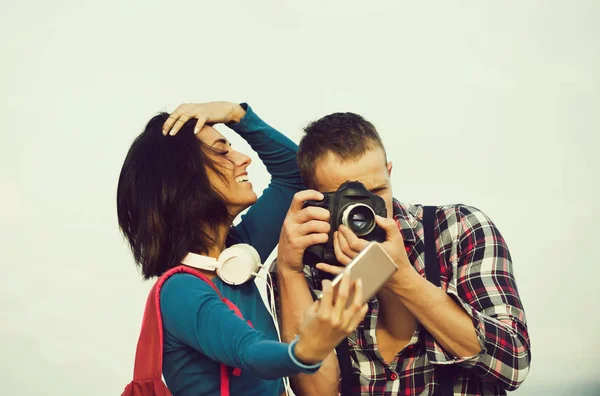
[117,114,232,279]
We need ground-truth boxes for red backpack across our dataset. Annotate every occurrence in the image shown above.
[121,265,250,396]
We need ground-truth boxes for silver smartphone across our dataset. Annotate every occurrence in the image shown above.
[321,241,398,307]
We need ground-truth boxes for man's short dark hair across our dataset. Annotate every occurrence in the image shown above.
[297,112,386,189]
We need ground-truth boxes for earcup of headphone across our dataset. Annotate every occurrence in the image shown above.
[217,244,261,285]
[236,243,261,267]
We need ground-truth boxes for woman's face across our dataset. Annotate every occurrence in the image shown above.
[197,126,257,217]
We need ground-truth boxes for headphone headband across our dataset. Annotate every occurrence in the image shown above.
[181,253,219,271]
[180,244,262,286]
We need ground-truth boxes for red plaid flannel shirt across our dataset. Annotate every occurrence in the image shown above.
[274,200,531,395]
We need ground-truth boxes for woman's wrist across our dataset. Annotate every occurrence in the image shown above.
[228,103,246,123]
[292,337,321,365]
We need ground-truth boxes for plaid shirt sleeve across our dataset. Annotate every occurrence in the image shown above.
[428,205,531,391]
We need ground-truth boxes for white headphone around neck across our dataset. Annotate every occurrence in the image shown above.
[182,243,293,395]
[181,243,264,285]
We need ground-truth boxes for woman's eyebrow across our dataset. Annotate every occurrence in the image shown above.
[211,138,230,146]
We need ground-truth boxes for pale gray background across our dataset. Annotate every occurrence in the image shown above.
[1,1,599,395]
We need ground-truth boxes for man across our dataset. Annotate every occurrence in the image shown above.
[274,112,531,395]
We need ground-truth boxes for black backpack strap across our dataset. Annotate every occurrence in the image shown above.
[423,206,454,396]
[336,339,353,396]
[307,287,353,395]
[423,206,441,288]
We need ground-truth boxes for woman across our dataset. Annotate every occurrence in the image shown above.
[117,101,367,396]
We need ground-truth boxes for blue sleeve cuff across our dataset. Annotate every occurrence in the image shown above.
[288,337,323,374]
[226,102,257,133]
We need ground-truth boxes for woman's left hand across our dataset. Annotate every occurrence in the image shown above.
[316,215,411,276]
[162,102,246,136]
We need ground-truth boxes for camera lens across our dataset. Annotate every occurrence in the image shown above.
[341,203,376,236]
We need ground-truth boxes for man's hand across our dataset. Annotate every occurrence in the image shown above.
[276,190,341,396]
[316,215,413,286]
[277,190,330,274]
[162,102,246,136]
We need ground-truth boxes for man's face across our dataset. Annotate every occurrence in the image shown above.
[313,147,394,219]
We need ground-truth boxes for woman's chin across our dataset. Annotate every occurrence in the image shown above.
[236,194,258,213]
[227,191,259,218]
[247,192,258,206]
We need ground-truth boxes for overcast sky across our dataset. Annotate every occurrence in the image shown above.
[1,1,599,395]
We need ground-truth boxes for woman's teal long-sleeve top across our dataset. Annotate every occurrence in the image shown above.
[160,104,313,396]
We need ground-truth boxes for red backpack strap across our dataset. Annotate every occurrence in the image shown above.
[221,364,230,395]
[131,282,163,382]
[132,265,247,396]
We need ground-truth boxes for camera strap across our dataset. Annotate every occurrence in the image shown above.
[335,206,453,395]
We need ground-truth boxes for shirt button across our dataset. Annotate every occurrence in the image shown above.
[389,373,397,380]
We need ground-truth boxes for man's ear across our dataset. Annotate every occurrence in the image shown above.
[387,161,393,176]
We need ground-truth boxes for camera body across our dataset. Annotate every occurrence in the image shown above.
[303,181,387,275]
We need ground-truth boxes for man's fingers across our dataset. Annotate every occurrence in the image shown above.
[336,230,350,254]
[339,225,368,252]
[315,263,344,276]
[295,206,330,224]
[375,215,402,242]
[289,190,325,213]
[299,220,330,236]
[333,231,352,266]
[337,228,360,261]
[281,230,328,253]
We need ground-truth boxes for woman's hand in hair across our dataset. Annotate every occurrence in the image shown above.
[293,272,368,364]
[162,102,246,136]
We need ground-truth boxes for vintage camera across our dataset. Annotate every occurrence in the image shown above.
[302,181,387,274]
